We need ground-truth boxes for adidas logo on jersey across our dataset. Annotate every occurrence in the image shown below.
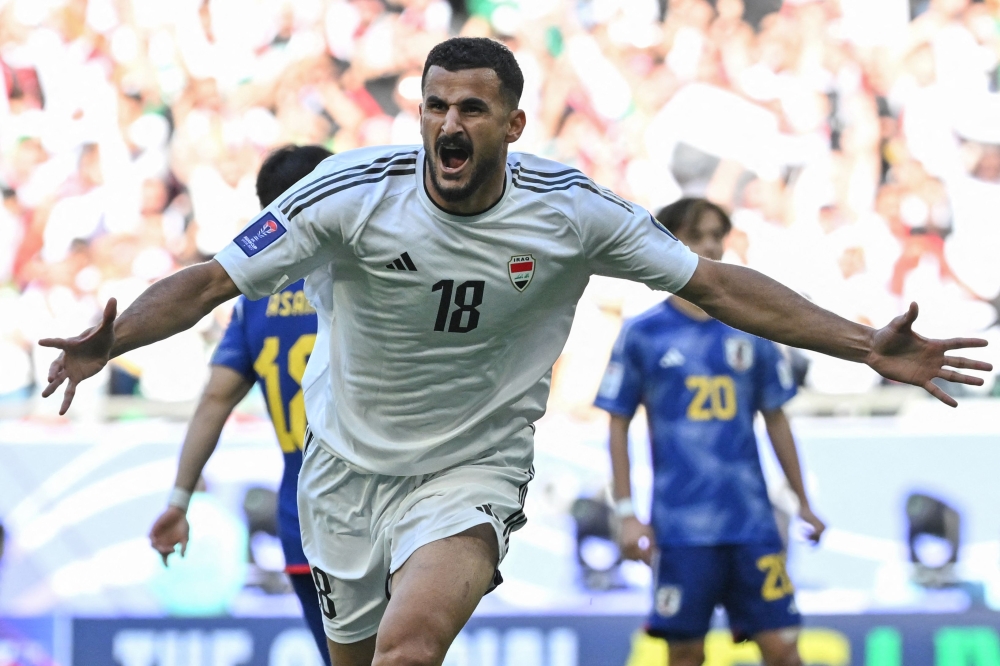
[475,503,498,519]
[385,252,417,271]
[659,348,686,368]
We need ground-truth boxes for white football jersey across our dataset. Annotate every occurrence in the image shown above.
[215,146,698,475]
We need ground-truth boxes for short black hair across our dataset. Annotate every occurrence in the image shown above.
[257,144,334,208]
[422,37,524,110]
[655,198,732,237]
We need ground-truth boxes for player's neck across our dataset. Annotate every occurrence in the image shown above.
[670,296,712,322]
[424,156,507,216]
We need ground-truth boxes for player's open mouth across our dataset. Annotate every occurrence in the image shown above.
[438,145,470,174]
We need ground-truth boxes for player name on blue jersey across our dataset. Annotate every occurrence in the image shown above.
[265,289,317,318]
[595,298,797,546]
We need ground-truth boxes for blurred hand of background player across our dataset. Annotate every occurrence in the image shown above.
[867,302,992,407]
[39,298,118,415]
[619,516,655,564]
[798,505,826,544]
[149,506,190,566]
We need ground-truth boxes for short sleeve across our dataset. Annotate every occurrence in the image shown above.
[211,298,255,379]
[215,192,343,301]
[213,148,406,300]
[754,339,797,413]
[576,193,699,293]
[593,323,644,418]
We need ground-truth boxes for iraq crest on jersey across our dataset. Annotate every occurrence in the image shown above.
[508,255,535,292]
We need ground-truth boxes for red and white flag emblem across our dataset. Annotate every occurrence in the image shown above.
[508,254,535,292]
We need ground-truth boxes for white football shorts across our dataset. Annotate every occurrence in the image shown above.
[297,428,535,643]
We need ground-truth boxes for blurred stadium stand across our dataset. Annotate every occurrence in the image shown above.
[0,0,998,410]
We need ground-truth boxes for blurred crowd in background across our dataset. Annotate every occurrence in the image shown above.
[1,0,999,409]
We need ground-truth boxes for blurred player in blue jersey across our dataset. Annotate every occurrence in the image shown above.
[149,144,333,664]
[595,198,826,666]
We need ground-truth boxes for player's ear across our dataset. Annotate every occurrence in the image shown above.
[505,108,526,144]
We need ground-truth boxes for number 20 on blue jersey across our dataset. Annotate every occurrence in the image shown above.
[685,375,737,421]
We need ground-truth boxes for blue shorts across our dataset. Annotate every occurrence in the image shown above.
[278,507,309,574]
[647,542,801,642]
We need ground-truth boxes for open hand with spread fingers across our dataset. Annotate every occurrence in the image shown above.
[38,298,118,415]
[866,302,993,407]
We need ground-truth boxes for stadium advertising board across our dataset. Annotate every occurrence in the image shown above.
[54,612,1000,666]
[0,616,62,666]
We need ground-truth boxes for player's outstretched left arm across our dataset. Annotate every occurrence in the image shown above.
[676,259,992,407]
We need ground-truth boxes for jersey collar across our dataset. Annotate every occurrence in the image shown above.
[415,149,513,224]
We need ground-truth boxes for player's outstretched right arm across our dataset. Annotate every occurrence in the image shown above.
[149,365,253,565]
[39,260,241,414]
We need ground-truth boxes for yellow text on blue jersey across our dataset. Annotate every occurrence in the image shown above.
[685,374,737,421]
[254,333,316,453]
[265,290,316,317]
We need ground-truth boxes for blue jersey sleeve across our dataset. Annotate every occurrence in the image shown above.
[594,324,644,418]
[754,339,797,413]
[210,298,255,379]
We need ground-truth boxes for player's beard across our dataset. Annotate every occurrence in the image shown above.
[426,135,499,205]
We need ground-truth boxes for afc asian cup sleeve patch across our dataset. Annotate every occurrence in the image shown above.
[597,362,625,400]
[234,212,286,257]
[655,585,683,617]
